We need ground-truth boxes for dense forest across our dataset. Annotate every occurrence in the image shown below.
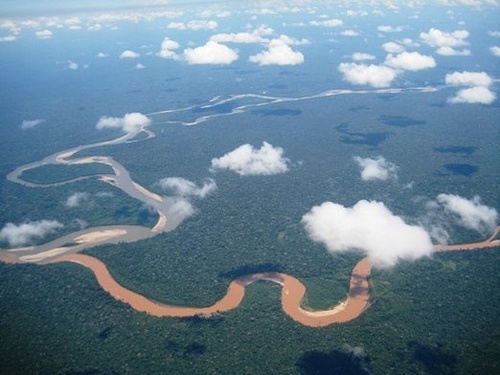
[0,248,499,374]
[1,76,499,374]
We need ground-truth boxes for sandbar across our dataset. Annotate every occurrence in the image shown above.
[74,229,128,244]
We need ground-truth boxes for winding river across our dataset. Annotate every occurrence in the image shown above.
[1,106,499,327]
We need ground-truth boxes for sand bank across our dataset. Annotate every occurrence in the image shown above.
[74,229,128,244]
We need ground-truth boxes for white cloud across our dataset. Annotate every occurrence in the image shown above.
[249,39,304,66]
[158,177,217,198]
[21,119,45,130]
[0,220,64,247]
[384,51,436,71]
[276,34,310,45]
[445,71,496,104]
[167,20,218,31]
[253,24,274,36]
[340,29,359,37]
[96,112,151,133]
[448,86,496,104]
[352,52,375,61]
[338,62,398,88]
[354,156,398,181]
[210,142,290,176]
[135,63,145,69]
[378,25,403,33]
[346,10,368,17]
[420,28,469,47]
[157,37,180,59]
[382,41,405,53]
[88,23,102,31]
[166,22,185,30]
[490,46,500,56]
[157,177,217,227]
[445,71,493,87]
[165,196,195,223]
[0,35,17,42]
[210,32,264,44]
[66,192,89,207]
[184,41,238,65]
[119,50,140,59]
[302,200,434,268]
[310,19,343,27]
[489,31,500,37]
[36,29,53,39]
[436,46,471,56]
[67,60,78,70]
[436,194,498,233]
[97,52,108,58]
[187,20,218,30]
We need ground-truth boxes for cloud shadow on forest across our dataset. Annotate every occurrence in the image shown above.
[443,163,478,177]
[378,115,426,127]
[434,146,477,156]
[336,123,390,148]
[408,341,457,375]
[296,350,372,375]
[219,263,283,279]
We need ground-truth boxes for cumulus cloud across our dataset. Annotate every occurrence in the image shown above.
[490,46,500,56]
[210,142,290,176]
[158,177,217,198]
[449,86,496,104]
[446,71,493,87]
[36,29,53,39]
[157,37,180,59]
[436,46,471,56]
[445,71,496,104]
[159,197,196,229]
[21,119,45,130]
[338,62,398,88]
[210,32,264,44]
[420,28,469,47]
[96,112,151,133]
[276,34,310,46]
[157,178,217,227]
[97,52,108,58]
[166,21,185,30]
[66,192,89,207]
[302,200,434,268]
[341,29,359,37]
[249,39,304,66]
[436,194,498,233]
[134,63,145,69]
[352,52,375,61]
[0,220,64,247]
[384,51,436,71]
[119,50,140,58]
[67,60,78,70]
[420,28,470,55]
[378,25,403,33]
[184,41,238,65]
[167,20,218,31]
[0,35,17,42]
[309,19,343,27]
[354,156,398,181]
[382,41,405,54]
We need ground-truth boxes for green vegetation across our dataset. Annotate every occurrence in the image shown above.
[1,89,499,374]
[1,249,499,374]
[0,178,158,247]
